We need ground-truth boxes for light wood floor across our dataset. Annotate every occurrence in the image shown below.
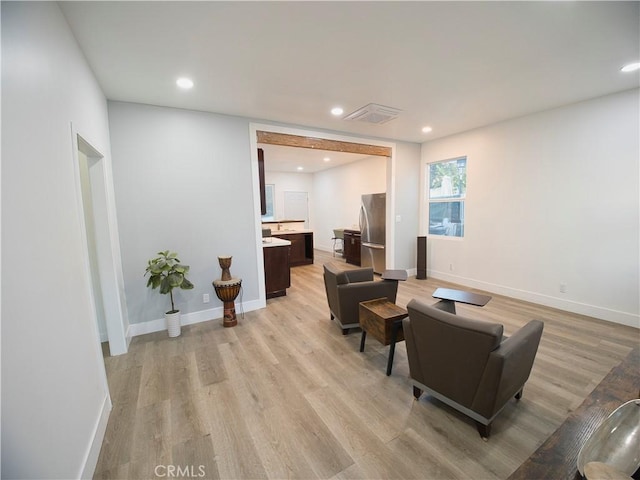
[95,250,639,479]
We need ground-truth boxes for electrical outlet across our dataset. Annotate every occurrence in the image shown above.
[203,294,210,303]
[396,215,402,223]
[559,283,567,294]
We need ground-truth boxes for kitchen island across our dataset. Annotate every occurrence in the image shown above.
[343,229,361,266]
[272,230,314,266]
[262,237,291,298]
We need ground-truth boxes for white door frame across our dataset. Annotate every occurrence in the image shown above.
[71,125,129,356]
[249,123,397,305]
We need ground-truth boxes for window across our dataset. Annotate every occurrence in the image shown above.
[428,157,466,237]
[261,184,275,221]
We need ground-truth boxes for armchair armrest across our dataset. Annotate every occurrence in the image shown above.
[493,320,544,362]
[472,320,544,418]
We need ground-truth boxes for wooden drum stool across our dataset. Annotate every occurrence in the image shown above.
[213,255,241,327]
[213,279,241,327]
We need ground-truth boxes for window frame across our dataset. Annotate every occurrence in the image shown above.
[427,156,467,238]
[261,183,275,221]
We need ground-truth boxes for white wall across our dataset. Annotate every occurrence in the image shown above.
[109,110,421,331]
[311,145,421,271]
[392,142,422,272]
[312,156,387,251]
[108,102,261,327]
[264,171,314,224]
[2,3,113,478]
[421,89,640,327]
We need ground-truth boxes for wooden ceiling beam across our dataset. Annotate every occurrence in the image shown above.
[257,131,391,157]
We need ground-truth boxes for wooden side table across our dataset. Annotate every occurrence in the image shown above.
[358,298,408,376]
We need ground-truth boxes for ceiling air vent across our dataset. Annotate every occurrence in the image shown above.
[343,103,402,125]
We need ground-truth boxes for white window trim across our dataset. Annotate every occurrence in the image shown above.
[422,156,467,239]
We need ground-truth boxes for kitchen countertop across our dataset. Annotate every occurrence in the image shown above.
[262,220,305,224]
[262,237,291,248]
[271,229,313,234]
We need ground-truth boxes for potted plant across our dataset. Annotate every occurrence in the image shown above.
[144,250,194,337]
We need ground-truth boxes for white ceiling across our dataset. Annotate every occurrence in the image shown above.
[60,1,639,147]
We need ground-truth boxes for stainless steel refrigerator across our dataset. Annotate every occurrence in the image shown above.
[359,193,386,273]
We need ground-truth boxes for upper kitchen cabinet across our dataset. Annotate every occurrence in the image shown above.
[258,148,266,215]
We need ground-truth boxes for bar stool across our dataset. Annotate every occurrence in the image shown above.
[332,229,344,257]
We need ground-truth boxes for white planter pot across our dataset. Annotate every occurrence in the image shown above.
[166,311,181,337]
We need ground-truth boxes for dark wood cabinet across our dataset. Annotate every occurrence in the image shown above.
[343,229,361,266]
[263,244,290,298]
[273,232,313,266]
[290,235,306,264]
[258,148,266,215]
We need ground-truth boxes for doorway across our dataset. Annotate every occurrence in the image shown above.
[249,124,396,305]
[252,126,395,256]
[76,134,128,356]
[78,149,108,342]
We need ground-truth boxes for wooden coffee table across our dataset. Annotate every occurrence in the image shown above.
[432,287,492,314]
[358,298,408,376]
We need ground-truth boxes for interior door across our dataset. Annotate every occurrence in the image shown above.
[284,191,309,228]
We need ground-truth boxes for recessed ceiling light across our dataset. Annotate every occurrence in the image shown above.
[176,77,194,89]
[323,157,331,162]
[297,166,304,171]
[422,126,433,133]
[331,107,344,116]
[621,62,640,73]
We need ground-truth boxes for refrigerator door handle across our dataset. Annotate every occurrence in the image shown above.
[361,242,384,249]
[359,206,365,232]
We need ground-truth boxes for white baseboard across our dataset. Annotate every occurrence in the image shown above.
[80,393,112,479]
[127,299,266,337]
[427,269,639,328]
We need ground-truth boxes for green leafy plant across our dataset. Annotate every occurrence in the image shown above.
[144,251,194,313]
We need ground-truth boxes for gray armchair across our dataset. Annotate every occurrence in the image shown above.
[403,298,544,439]
[323,263,398,335]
